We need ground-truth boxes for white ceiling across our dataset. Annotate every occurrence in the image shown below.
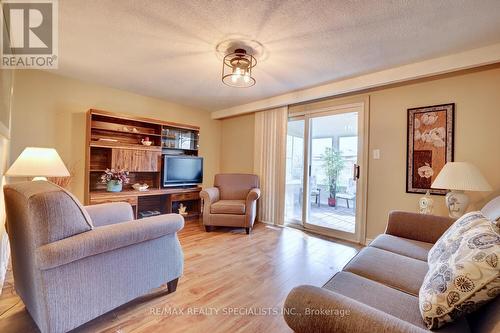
[56,0,500,112]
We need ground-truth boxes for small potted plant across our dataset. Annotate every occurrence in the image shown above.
[100,169,130,192]
[322,147,344,207]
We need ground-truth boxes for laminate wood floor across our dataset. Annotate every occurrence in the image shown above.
[0,221,360,333]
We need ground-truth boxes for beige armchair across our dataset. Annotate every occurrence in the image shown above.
[4,181,184,333]
[200,174,260,234]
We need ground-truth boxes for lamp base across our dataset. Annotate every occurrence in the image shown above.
[445,190,469,218]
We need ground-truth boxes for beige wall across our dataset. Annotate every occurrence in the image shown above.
[10,70,221,201]
[6,67,500,242]
[220,113,255,174]
[366,67,500,239]
[0,68,14,290]
[220,67,500,240]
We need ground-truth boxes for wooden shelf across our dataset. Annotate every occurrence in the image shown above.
[85,110,202,220]
[92,127,162,137]
[90,109,200,131]
[90,187,201,200]
[161,144,199,151]
[90,141,162,151]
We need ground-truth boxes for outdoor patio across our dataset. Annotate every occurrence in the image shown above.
[309,203,355,233]
[285,190,356,233]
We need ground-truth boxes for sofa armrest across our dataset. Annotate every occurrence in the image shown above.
[244,188,260,227]
[283,285,425,333]
[200,187,219,204]
[246,188,260,203]
[385,210,455,244]
[36,214,184,270]
[84,202,134,227]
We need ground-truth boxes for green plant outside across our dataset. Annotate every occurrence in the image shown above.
[322,147,345,200]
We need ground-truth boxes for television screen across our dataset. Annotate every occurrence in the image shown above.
[163,156,203,186]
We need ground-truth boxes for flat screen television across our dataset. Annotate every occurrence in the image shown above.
[163,155,203,187]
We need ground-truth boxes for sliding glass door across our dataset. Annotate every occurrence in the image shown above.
[285,104,365,242]
[285,119,304,224]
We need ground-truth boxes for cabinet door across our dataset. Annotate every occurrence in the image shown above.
[111,149,133,170]
[132,150,160,172]
[112,149,160,172]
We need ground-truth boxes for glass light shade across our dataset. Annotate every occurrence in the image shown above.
[222,48,256,88]
[431,162,492,191]
[5,147,70,178]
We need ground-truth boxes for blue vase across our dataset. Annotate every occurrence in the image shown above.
[107,180,123,192]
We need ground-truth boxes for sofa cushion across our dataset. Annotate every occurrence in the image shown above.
[419,211,500,329]
[370,234,433,261]
[343,246,428,296]
[210,200,246,215]
[323,272,470,333]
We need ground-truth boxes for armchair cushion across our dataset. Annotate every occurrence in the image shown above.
[84,202,134,227]
[36,213,184,270]
[210,200,246,215]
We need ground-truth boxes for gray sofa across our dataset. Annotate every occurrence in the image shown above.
[4,181,184,333]
[284,208,500,333]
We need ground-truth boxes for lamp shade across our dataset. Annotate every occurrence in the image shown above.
[431,162,492,191]
[5,147,70,177]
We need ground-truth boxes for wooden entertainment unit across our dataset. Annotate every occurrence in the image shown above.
[84,109,201,220]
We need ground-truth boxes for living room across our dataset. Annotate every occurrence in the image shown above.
[0,1,499,333]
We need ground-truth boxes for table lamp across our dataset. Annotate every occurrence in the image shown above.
[431,162,492,218]
[5,147,70,181]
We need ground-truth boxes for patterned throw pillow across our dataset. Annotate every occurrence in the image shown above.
[427,211,485,266]
[419,211,500,329]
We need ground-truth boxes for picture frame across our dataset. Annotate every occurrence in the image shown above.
[406,103,454,195]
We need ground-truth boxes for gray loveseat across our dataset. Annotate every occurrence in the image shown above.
[284,203,500,333]
[4,181,184,333]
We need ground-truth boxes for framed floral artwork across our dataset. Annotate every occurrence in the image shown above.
[406,103,454,195]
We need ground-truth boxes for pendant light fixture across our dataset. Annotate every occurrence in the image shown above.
[221,48,256,88]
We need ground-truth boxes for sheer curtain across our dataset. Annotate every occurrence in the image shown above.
[254,106,287,225]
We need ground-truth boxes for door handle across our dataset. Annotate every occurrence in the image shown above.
[353,164,360,180]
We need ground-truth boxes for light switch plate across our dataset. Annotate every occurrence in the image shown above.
[373,149,380,159]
